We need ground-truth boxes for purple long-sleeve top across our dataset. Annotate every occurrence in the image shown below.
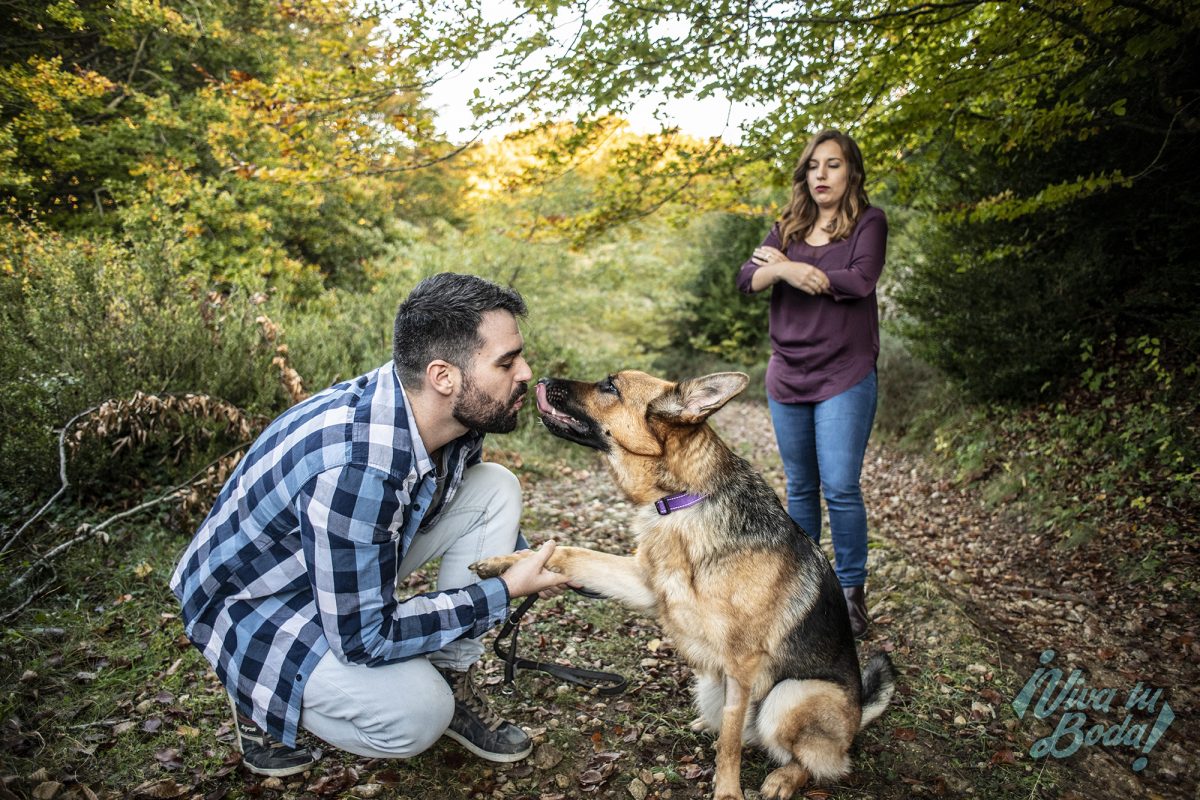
[737,206,887,404]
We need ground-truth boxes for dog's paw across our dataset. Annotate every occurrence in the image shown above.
[759,762,809,799]
[469,556,513,578]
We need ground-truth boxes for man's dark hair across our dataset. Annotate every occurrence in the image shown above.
[393,272,527,388]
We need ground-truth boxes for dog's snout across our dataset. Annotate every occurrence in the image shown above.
[537,378,567,404]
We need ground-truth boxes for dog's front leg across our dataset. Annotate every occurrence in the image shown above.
[712,675,749,800]
[471,546,657,613]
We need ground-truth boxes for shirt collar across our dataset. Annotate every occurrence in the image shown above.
[396,371,436,479]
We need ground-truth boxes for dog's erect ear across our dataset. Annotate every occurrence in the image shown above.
[650,372,749,424]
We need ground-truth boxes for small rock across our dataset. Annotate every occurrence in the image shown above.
[628,777,648,800]
[261,778,284,790]
[350,785,385,798]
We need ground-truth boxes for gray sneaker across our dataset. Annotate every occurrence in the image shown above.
[437,665,533,763]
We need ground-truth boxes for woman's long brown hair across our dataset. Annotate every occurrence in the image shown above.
[778,129,870,248]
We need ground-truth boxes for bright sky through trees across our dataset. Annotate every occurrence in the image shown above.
[417,1,763,143]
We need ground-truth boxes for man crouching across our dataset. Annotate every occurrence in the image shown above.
[170,272,569,776]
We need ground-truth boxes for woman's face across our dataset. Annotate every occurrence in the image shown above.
[805,139,848,209]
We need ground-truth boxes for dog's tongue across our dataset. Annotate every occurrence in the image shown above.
[535,382,553,415]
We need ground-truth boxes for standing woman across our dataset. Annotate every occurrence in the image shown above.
[736,129,886,639]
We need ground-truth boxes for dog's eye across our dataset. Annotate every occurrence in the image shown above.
[599,376,619,396]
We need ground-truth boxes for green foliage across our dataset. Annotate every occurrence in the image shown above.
[1,0,463,296]
[890,121,1199,400]
[873,331,955,446]
[922,334,1197,538]
[659,212,772,371]
[409,2,1199,216]
[0,220,288,500]
[414,0,1200,409]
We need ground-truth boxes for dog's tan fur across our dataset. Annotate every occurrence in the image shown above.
[472,370,893,800]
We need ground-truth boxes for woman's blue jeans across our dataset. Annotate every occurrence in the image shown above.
[767,370,876,588]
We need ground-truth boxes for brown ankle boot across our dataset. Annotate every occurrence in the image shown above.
[843,586,869,639]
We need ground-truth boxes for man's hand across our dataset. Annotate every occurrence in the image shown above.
[499,540,572,599]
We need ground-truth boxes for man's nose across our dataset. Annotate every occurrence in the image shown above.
[515,357,533,383]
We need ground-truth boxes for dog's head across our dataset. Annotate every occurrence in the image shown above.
[534,370,748,495]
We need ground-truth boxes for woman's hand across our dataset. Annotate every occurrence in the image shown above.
[751,245,787,267]
[751,247,830,295]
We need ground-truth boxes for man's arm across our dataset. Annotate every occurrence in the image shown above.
[297,465,509,665]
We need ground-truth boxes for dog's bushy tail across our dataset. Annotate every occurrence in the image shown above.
[859,653,897,729]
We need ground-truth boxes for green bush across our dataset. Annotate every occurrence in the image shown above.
[890,123,1199,403]
[0,223,289,503]
[660,212,772,371]
[873,330,957,446]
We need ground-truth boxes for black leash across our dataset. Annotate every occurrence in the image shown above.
[493,592,628,696]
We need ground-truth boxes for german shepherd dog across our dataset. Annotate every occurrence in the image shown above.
[471,370,896,800]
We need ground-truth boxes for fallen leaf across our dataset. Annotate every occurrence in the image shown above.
[531,742,563,770]
[990,749,1017,766]
[155,747,182,768]
[131,779,187,799]
[373,768,403,786]
[578,769,607,787]
[32,782,62,800]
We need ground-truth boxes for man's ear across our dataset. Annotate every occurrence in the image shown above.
[425,360,458,398]
[649,372,749,425]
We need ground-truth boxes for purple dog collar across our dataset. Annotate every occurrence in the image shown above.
[654,492,707,515]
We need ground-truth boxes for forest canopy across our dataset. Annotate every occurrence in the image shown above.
[1,0,1196,510]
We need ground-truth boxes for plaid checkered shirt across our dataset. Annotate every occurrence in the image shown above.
[170,362,511,747]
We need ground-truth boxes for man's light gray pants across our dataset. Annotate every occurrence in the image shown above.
[298,462,520,758]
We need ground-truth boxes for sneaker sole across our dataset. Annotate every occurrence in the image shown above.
[442,729,533,763]
[240,759,317,778]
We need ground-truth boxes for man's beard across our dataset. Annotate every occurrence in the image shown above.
[453,374,527,434]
